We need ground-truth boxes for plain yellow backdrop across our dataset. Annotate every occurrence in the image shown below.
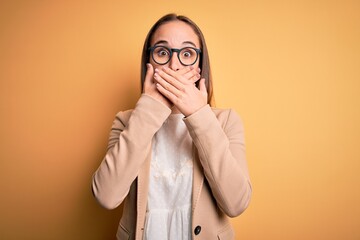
[1,0,359,239]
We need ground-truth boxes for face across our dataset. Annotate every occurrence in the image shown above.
[149,20,201,71]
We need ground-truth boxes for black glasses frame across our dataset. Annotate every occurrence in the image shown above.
[148,45,201,66]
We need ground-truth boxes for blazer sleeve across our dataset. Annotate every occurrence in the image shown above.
[183,105,252,217]
[92,94,171,209]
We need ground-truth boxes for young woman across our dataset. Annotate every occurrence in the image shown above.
[92,13,252,240]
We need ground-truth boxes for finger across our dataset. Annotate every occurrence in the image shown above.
[188,71,201,83]
[159,66,201,86]
[154,71,182,96]
[176,66,194,75]
[155,68,183,91]
[156,82,177,103]
[160,67,183,84]
[182,67,201,84]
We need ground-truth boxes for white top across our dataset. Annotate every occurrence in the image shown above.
[143,114,193,240]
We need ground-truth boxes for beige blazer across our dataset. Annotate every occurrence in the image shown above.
[92,94,252,240]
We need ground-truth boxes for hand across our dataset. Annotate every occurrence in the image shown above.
[175,66,202,84]
[153,66,208,117]
[143,63,172,108]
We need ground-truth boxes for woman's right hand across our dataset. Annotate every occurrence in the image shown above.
[143,63,172,108]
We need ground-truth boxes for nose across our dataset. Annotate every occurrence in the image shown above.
[168,52,182,71]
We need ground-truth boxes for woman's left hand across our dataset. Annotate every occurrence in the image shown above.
[154,66,208,117]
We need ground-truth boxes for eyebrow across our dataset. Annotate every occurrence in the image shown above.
[153,40,197,48]
[183,41,197,47]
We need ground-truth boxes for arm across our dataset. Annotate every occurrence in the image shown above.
[92,94,171,209]
[184,105,252,217]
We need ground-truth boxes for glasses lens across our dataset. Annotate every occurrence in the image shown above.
[152,46,171,65]
[179,48,198,65]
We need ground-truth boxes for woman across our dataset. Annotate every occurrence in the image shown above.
[92,13,252,240]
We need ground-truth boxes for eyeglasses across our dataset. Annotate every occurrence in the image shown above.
[149,45,201,66]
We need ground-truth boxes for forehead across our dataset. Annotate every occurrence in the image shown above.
[151,20,200,47]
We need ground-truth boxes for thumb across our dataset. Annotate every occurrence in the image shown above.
[144,63,154,86]
[199,78,207,94]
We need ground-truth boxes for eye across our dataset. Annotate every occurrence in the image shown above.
[154,47,170,57]
[181,48,196,58]
[183,51,192,58]
[159,50,168,56]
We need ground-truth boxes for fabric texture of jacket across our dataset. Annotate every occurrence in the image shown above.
[92,94,252,240]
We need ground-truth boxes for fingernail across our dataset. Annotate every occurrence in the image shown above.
[146,63,150,69]
[154,68,159,73]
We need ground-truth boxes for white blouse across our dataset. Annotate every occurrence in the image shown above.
[143,114,193,240]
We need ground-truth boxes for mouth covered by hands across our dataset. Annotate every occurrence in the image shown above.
[153,66,208,117]
[143,64,208,117]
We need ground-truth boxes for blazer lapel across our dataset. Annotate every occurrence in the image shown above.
[192,144,204,212]
[135,150,151,240]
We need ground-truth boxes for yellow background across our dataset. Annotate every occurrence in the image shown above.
[1,0,359,239]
